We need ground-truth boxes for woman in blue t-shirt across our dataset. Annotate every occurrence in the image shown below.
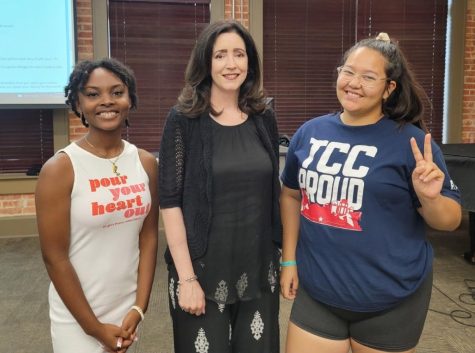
[280,33,462,353]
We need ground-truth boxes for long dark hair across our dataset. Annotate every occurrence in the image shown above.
[176,20,266,117]
[341,34,428,131]
[64,57,138,127]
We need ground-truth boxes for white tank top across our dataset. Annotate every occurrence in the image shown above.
[49,140,151,323]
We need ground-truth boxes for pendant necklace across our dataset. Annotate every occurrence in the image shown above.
[84,136,124,176]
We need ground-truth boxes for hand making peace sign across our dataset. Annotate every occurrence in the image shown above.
[410,133,445,200]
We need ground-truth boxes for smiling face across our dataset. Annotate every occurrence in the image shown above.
[77,67,131,131]
[337,47,396,125]
[210,31,248,98]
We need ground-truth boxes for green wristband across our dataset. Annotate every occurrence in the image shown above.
[280,260,297,267]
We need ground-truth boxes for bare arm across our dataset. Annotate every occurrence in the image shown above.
[160,207,206,315]
[410,134,462,231]
[280,186,302,299]
[136,150,159,312]
[417,195,461,231]
[36,153,128,351]
[120,150,159,338]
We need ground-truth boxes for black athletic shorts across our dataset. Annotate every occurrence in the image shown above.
[290,270,432,352]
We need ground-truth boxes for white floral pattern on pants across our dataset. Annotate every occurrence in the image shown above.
[194,328,210,353]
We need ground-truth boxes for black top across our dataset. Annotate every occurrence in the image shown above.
[159,107,282,264]
[196,117,279,304]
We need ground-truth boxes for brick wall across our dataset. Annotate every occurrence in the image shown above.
[70,0,93,142]
[463,0,475,143]
[0,194,36,217]
[225,0,249,27]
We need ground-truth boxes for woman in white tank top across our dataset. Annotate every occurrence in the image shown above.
[35,58,158,353]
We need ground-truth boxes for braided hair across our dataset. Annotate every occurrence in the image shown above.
[64,58,138,127]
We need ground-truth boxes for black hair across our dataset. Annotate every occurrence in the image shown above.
[64,57,138,127]
[341,34,428,131]
[176,19,267,117]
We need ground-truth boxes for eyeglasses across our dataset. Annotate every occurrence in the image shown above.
[336,66,390,88]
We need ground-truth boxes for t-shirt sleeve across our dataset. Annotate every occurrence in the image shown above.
[280,126,302,190]
[158,108,185,208]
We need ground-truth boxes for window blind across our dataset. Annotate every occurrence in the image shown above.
[0,109,54,173]
[263,0,447,142]
[109,0,211,153]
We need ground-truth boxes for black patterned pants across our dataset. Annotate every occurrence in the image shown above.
[167,273,280,353]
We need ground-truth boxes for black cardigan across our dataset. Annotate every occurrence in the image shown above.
[159,106,282,264]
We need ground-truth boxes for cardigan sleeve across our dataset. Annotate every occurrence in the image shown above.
[266,108,283,247]
[158,108,186,208]
[264,108,280,161]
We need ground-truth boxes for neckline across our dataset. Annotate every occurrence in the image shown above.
[209,114,250,127]
[74,139,128,161]
[337,112,387,127]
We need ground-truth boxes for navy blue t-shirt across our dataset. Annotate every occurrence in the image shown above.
[281,113,461,311]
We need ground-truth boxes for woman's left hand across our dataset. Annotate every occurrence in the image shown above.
[280,265,299,300]
[178,280,206,316]
[410,133,444,200]
[110,310,140,352]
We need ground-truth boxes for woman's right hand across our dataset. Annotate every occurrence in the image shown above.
[178,280,206,316]
[280,266,299,300]
[95,323,131,353]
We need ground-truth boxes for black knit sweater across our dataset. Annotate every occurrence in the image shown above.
[159,106,282,264]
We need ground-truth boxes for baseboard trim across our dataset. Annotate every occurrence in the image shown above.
[0,215,38,237]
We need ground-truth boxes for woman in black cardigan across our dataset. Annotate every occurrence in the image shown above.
[159,20,282,353]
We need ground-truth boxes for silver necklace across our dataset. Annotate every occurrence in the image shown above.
[84,136,124,176]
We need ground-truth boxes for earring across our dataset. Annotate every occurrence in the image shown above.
[80,113,89,127]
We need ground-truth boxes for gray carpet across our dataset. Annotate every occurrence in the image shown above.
[0,214,474,353]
